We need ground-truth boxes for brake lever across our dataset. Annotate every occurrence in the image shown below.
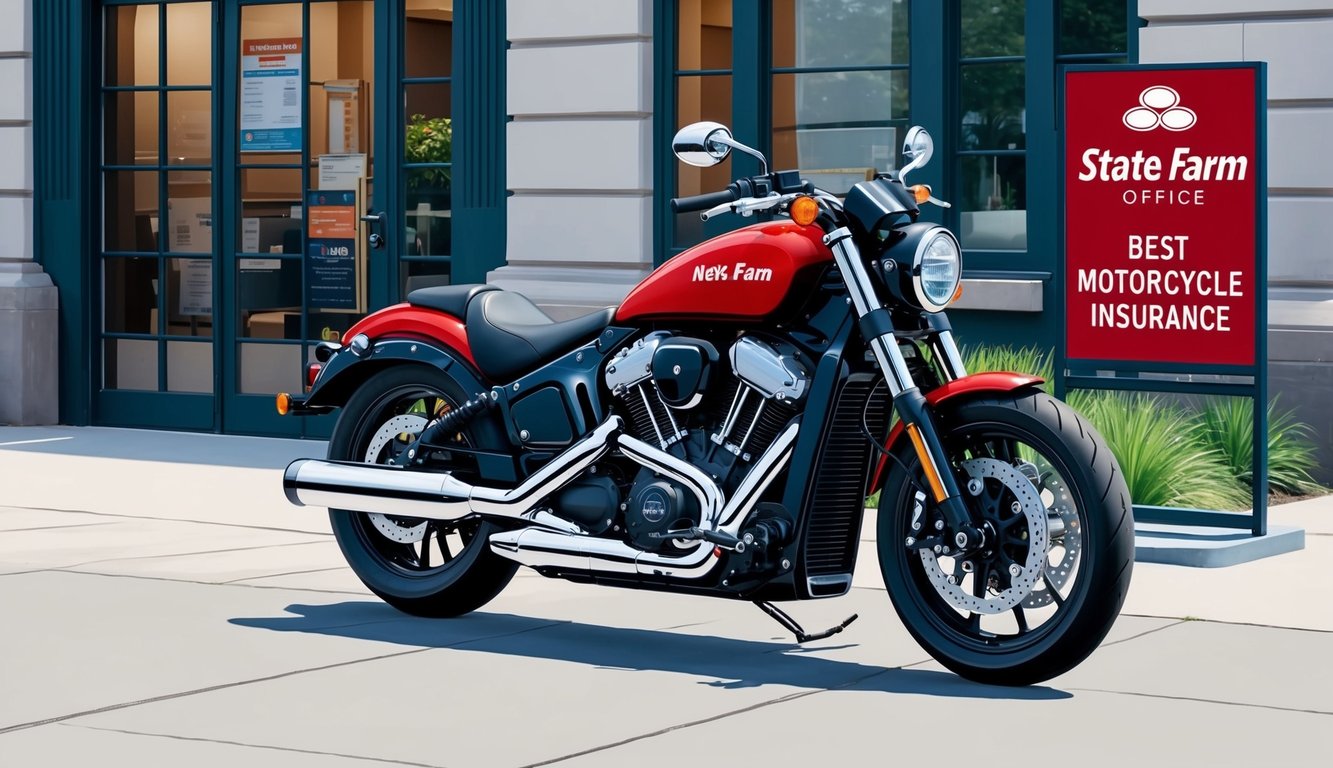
[700,194,792,222]
[927,194,952,209]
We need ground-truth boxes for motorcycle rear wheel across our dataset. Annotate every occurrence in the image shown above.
[327,364,518,618]
[877,390,1133,686]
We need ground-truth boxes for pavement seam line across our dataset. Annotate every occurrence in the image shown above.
[57,539,333,570]
[1097,619,1189,647]
[0,504,333,537]
[33,569,372,596]
[221,566,349,584]
[1066,687,1333,717]
[0,522,120,533]
[1121,612,1333,635]
[58,724,446,768]
[0,620,565,736]
[516,667,897,768]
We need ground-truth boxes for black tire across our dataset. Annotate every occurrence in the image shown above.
[877,390,1133,686]
[327,364,518,617]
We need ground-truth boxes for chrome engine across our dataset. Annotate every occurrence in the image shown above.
[602,332,809,551]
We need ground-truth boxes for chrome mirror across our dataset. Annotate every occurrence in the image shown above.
[673,122,733,168]
[900,126,934,182]
[673,121,770,174]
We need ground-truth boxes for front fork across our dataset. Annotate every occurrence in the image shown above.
[823,228,983,552]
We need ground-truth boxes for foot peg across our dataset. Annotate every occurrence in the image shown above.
[755,601,859,644]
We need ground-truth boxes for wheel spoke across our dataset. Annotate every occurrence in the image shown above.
[419,521,434,568]
[1043,573,1066,607]
[1013,605,1029,633]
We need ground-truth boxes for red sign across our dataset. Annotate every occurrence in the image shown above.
[1065,66,1259,367]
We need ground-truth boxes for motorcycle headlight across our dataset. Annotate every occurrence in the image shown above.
[912,229,961,312]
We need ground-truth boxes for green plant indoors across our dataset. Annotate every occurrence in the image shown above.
[405,114,452,189]
[1195,397,1321,495]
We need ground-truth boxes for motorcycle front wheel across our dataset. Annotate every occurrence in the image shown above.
[878,390,1133,686]
[327,364,518,618]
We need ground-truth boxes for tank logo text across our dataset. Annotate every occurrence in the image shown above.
[692,263,773,282]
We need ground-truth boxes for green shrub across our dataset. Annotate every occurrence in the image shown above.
[1195,397,1321,495]
[960,343,1054,382]
[1075,392,1249,510]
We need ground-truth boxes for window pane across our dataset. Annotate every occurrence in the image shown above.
[104,91,159,166]
[104,257,159,334]
[167,90,212,165]
[164,172,213,254]
[960,0,1025,58]
[240,168,303,251]
[960,155,1026,251]
[1061,0,1128,55]
[674,74,732,248]
[405,169,451,258]
[961,62,1025,150]
[772,73,905,193]
[240,259,303,337]
[166,2,213,86]
[239,342,303,394]
[677,0,733,70]
[165,258,214,337]
[401,259,452,296]
[406,4,453,78]
[104,170,160,252]
[105,5,159,87]
[166,340,213,393]
[772,0,908,68]
[104,338,159,391]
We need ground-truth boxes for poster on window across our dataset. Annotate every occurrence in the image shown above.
[241,38,303,152]
[168,197,213,316]
[305,189,360,311]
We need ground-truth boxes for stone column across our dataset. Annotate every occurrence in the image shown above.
[489,0,653,321]
[0,0,56,426]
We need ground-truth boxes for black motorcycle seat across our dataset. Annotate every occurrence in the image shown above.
[466,290,616,382]
[406,284,499,318]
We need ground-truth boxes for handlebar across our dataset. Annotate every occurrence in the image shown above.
[670,186,739,214]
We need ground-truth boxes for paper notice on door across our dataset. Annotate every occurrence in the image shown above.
[178,259,213,317]
[168,198,212,253]
[318,153,367,190]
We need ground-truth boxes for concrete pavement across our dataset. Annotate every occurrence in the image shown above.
[1,425,1330,767]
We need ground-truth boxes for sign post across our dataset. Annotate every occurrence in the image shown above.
[1058,63,1268,535]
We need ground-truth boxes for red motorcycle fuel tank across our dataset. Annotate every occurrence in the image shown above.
[616,221,831,323]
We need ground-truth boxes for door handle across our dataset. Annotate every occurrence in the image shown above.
[361,211,386,250]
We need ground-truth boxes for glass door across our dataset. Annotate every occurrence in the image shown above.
[221,0,384,435]
[98,1,218,430]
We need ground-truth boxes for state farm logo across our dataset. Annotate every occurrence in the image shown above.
[1123,86,1197,132]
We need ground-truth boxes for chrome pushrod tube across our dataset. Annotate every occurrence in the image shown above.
[282,417,623,524]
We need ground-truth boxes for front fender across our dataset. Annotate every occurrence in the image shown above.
[868,372,1045,493]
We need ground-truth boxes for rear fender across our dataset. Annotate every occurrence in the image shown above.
[868,372,1045,493]
[305,339,488,410]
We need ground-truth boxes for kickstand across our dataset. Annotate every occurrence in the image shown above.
[754,601,859,644]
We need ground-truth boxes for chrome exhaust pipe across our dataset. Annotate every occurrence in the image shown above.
[283,417,623,523]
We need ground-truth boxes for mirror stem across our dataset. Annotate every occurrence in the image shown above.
[711,136,768,175]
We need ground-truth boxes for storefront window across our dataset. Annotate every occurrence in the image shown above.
[672,0,733,250]
[401,2,454,294]
[771,0,909,195]
[958,0,1027,252]
[101,2,214,393]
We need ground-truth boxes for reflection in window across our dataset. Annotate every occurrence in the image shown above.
[1061,0,1128,55]
[674,1,734,249]
[958,0,1024,251]
[771,0,908,195]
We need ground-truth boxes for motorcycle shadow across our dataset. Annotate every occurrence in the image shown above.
[230,601,1071,700]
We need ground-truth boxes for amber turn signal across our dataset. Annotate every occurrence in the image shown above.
[789,195,819,226]
[909,184,932,204]
[276,392,292,416]
[952,282,965,303]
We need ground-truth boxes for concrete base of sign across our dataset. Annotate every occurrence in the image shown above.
[1133,521,1305,568]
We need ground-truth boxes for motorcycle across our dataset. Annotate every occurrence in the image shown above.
[279,123,1133,686]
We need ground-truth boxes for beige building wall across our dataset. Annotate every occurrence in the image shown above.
[0,0,55,426]
[489,0,655,321]
[1140,0,1333,479]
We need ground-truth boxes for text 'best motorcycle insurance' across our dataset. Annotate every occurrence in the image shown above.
[278,121,1134,686]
